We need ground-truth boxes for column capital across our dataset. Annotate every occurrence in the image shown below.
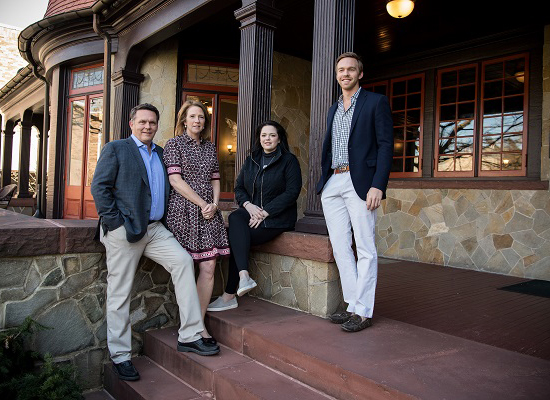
[234,1,283,30]
[112,69,144,87]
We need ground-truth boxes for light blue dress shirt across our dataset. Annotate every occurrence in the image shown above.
[130,135,165,221]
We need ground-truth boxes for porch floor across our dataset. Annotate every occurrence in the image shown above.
[375,258,550,360]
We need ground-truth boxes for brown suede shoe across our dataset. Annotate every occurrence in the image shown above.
[341,315,373,332]
[328,310,353,324]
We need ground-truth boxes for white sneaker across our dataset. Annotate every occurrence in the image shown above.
[207,296,238,312]
[237,277,257,297]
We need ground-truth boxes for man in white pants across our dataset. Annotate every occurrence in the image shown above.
[316,53,393,332]
[91,103,219,381]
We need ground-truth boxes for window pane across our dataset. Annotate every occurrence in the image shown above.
[394,141,404,157]
[484,81,502,99]
[455,154,473,171]
[440,88,456,104]
[440,105,456,121]
[393,96,406,111]
[439,138,455,154]
[86,97,103,186]
[481,154,501,170]
[458,84,475,102]
[505,58,525,79]
[459,68,476,85]
[72,67,103,89]
[502,154,522,170]
[440,122,456,138]
[482,135,501,152]
[504,96,523,114]
[187,64,239,87]
[502,134,522,152]
[407,93,421,109]
[438,156,454,171]
[503,114,523,134]
[458,102,475,119]
[393,111,405,126]
[483,116,501,134]
[441,71,457,88]
[485,62,503,81]
[404,157,419,173]
[394,127,404,140]
[406,125,420,141]
[68,100,85,186]
[484,99,502,116]
[408,78,421,93]
[504,79,524,96]
[391,158,402,172]
[405,141,419,157]
[407,109,421,125]
[393,80,406,95]
[217,97,238,193]
[456,137,473,154]
[456,119,474,137]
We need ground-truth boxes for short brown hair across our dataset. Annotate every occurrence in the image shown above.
[129,103,159,122]
[175,100,211,140]
[335,52,363,74]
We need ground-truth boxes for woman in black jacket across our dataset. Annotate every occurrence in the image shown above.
[207,120,302,311]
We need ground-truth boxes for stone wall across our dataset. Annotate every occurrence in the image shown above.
[0,251,180,390]
[543,25,550,181]
[377,189,550,280]
[271,52,312,219]
[139,38,178,148]
[0,24,28,88]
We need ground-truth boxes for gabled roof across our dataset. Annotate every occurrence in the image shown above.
[44,0,96,18]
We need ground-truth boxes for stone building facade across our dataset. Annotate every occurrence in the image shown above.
[0,24,27,88]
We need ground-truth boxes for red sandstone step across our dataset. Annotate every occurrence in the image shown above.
[205,296,550,400]
[104,356,204,400]
[143,327,331,400]
[84,389,114,400]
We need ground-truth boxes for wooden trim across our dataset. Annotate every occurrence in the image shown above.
[388,179,549,190]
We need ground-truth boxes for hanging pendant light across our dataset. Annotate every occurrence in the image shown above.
[386,0,415,18]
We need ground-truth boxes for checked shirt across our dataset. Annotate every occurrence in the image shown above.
[331,87,361,169]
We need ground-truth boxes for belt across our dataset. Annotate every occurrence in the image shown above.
[333,165,350,174]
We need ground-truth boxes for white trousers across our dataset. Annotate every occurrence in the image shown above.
[100,222,203,363]
[321,173,378,318]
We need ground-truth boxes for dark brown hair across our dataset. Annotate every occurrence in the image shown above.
[175,100,211,140]
[129,103,159,122]
[335,52,363,74]
[252,120,291,154]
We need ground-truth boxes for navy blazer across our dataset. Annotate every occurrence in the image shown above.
[316,89,393,200]
[91,137,170,243]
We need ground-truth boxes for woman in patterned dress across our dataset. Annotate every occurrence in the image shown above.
[163,100,230,342]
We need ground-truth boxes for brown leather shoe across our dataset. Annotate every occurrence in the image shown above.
[341,315,373,332]
[328,310,353,324]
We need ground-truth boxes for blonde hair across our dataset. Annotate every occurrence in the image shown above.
[175,100,211,140]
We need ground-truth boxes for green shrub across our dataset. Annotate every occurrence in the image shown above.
[0,317,83,400]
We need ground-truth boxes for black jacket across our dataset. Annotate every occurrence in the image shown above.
[234,146,302,229]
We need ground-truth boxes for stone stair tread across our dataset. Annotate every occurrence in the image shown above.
[207,296,550,400]
[84,389,115,400]
[144,326,331,399]
[104,356,203,400]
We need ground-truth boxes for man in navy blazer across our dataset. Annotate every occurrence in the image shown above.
[91,103,219,381]
[317,53,393,332]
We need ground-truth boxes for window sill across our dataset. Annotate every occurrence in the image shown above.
[388,179,549,190]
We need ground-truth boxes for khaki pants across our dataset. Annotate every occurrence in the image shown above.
[100,222,203,363]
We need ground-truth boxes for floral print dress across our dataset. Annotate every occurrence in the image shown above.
[163,134,229,261]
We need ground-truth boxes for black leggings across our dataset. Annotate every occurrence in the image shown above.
[225,207,286,294]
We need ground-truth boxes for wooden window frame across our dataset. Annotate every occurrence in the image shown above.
[478,53,529,177]
[363,73,425,178]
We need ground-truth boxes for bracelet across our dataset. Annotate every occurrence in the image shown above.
[213,202,218,207]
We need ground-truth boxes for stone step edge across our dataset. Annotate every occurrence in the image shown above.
[103,356,206,400]
[143,328,337,400]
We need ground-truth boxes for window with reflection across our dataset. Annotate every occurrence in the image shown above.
[435,54,528,177]
[182,61,238,199]
[363,74,424,178]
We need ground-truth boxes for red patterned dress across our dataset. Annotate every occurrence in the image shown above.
[163,134,230,261]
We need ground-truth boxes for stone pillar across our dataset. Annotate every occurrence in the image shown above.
[234,0,282,174]
[112,69,144,140]
[1,120,15,187]
[295,0,355,234]
[18,110,33,198]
